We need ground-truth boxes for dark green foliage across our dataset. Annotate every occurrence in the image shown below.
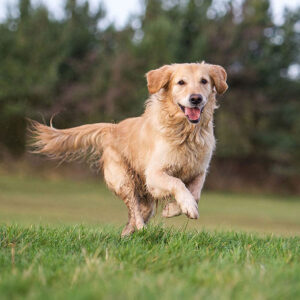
[0,0,299,180]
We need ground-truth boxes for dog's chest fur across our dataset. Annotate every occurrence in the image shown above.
[163,129,215,184]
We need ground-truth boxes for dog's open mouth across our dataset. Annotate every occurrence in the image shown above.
[178,104,204,123]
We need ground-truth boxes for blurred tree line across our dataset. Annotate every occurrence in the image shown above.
[0,0,299,192]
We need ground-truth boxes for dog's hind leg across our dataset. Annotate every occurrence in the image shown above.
[102,148,145,236]
[139,196,155,224]
[124,192,154,233]
[121,202,136,237]
[121,194,145,236]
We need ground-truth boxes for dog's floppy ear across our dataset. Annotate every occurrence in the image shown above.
[146,65,173,94]
[208,64,228,95]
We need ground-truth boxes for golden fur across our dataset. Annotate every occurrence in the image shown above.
[29,62,228,236]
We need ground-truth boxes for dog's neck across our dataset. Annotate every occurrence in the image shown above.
[144,91,217,148]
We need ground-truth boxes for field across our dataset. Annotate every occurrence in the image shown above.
[0,174,300,299]
[1,174,300,235]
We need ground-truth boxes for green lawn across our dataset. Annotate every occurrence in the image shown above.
[0,225,299,300]
[0,174,300,299]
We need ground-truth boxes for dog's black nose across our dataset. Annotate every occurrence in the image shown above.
[189,94,203,105]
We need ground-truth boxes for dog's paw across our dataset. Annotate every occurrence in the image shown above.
[178,193,199,219]
[121,223,135,237]
[162,202,182,218]
[136,220,146,231]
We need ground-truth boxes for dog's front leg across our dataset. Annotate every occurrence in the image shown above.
[146,169,198,219]
[187,172,206,203]
[162,172,206,218]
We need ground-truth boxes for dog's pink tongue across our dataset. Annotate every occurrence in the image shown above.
[185,107,201,120]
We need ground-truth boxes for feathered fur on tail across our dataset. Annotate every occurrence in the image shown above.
[28,120,115,165]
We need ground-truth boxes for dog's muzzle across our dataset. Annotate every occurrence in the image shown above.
[178,103,204,124]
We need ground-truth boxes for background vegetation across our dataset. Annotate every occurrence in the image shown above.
[0,0,299,194]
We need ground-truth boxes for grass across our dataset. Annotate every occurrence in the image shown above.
[0,224,299,300]
[0,173,300,299]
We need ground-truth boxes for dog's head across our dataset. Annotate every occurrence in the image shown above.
[146,63,228,124]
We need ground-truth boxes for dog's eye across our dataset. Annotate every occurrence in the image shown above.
[201,78,208,84]
[177,80,185,85]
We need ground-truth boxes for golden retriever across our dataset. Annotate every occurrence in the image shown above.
[29,62,228,236]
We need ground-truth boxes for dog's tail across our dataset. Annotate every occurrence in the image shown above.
[28,119,115,165]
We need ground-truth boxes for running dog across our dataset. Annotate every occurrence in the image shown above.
[29,62,228,236]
